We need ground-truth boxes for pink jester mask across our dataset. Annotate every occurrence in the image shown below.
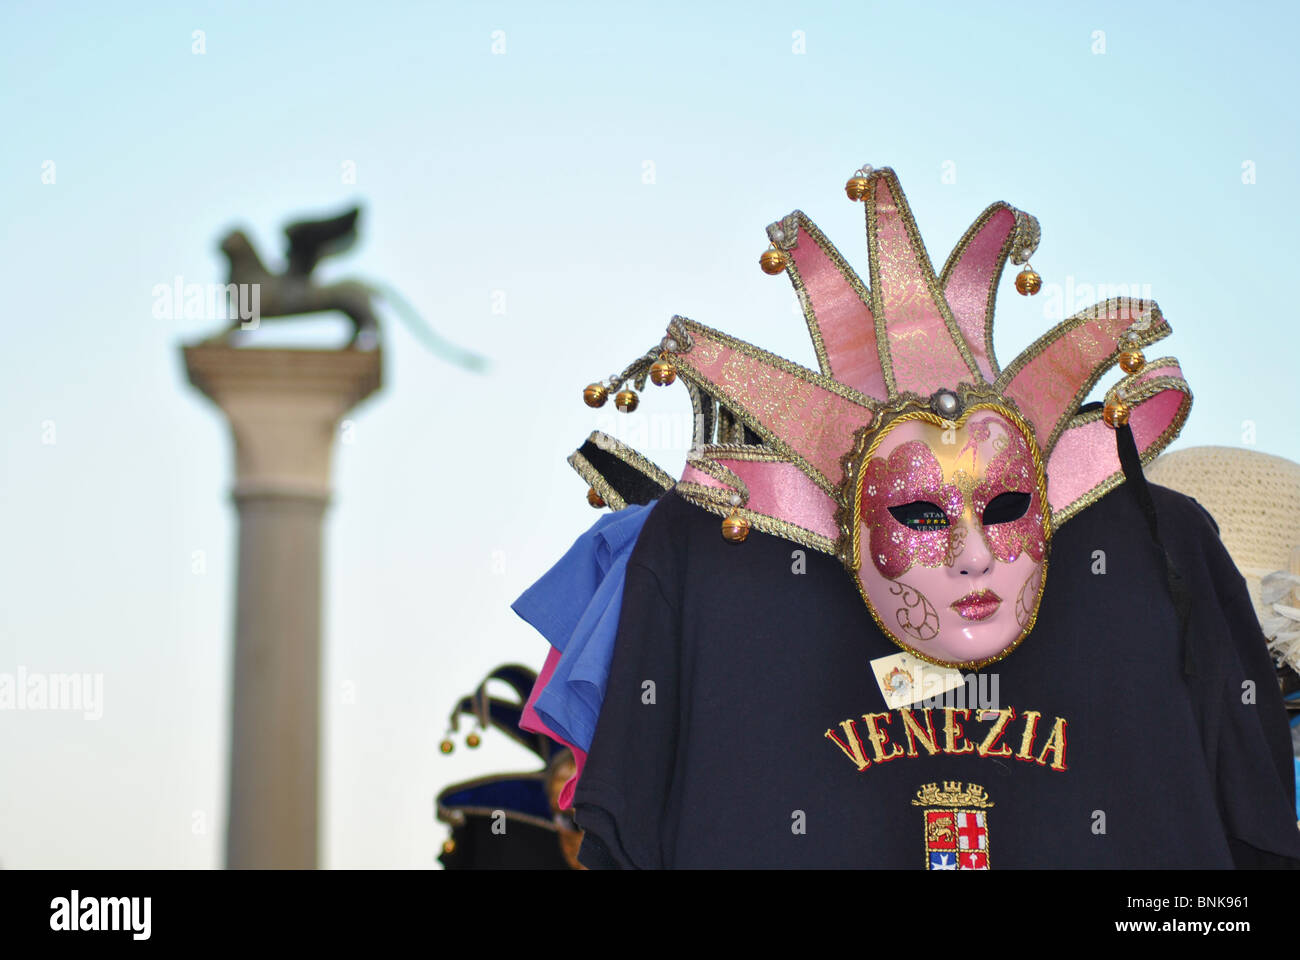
[649,169,1191,675]
[846,403,1051,669]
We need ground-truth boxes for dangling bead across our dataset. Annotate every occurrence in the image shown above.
[466,732,481,748]
[1103,399,1131,428]
[439,739,454,755]
[1015,266,1042,296]
[759,246,788,275]
[1118,350,1146,375]
[587,486,606,508]
[615,389,639,413]
[845,176,870,201]
[721,509,750,543]
[442,838,456,856]
[583,383,608,408]
[650,358,676,386]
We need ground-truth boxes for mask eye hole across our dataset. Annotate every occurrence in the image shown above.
[887,501,950,530]
[982,491,1031,525]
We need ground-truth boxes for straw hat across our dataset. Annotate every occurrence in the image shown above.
[1145,445,1300,672]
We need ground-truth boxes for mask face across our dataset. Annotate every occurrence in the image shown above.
[848,404,1050,668]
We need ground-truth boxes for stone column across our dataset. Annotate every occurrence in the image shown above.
[182,345,382,869]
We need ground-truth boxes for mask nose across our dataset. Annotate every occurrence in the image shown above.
[953,520,992,577]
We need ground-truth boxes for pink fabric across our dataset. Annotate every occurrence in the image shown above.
[680,458,840,541]
[869,175,977,396]
[788,219,887,400]
[941,205,1015,382]
[1045,418,1118,517]
[676,322,873,487]
[1046,362,1189,517]
[1129,367,1188,452]
[1002,300,1167,453]
[519,646,587,811]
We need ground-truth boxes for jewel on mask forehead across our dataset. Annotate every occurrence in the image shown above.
[931,390,961,419]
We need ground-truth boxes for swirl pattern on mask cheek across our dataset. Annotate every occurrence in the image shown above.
[971,429,1048,564]
[888,581,940,642]
[861,440,962,579]
[1015,565,1043,629]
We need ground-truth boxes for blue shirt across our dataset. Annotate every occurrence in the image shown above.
[513,503,653,751]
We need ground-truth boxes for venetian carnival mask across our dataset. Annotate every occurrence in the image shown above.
[578,165,1192,672]
[846,401,1050,667]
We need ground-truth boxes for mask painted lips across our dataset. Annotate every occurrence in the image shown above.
[950,589,1002,622]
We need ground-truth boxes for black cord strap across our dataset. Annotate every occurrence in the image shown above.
[1115,421,1195,676]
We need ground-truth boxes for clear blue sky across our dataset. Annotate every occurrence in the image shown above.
[2,0,1297,867]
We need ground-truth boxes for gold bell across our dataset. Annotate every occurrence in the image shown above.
[721,509,750,543]
[466,732,481,748]
[439,739,454,754]
[759,246,788,275]
[1015,267,1042,296]
[442,839,456,856]
[615,388,639,413]
[1103,399,1131,428]
[583,383,608,408]
[1118,350,1146,375]
[845,176,870,201]
[587,486,606,509]
[650,358,676,386]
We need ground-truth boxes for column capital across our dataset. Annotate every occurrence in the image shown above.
[182,344,382,501]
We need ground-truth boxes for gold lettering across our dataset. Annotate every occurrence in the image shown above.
[1035,716,1069,771]
[1016,709,1042,761]
[863,711,903,763]
[898,708,939,757]
[824,719,871,771]
[824,704,1068,773]
[975,707,1016,758]
[942,708,975,755]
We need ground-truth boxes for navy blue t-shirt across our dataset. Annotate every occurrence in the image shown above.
[574,483,1300,868]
